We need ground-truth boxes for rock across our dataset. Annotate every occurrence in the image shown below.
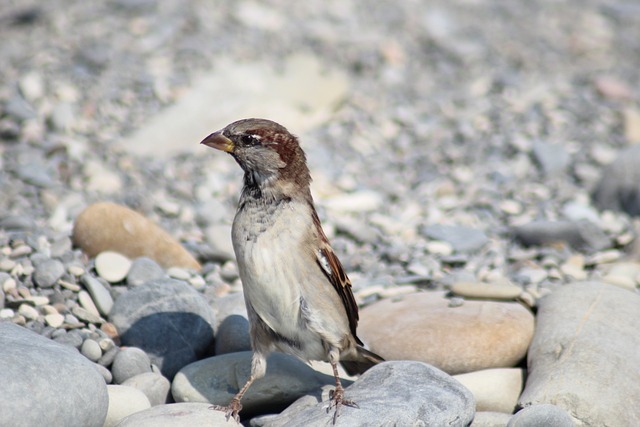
[112,347,152,384]
[214,314,251,355]
[262,361,475,426]
[72,202,201,270]
[115,402,239,426]
[423,224,488,253]
[81,274,114,316]
[212,292,248,329]
[172,352,341,416]
[0,322,108,426]
[531,141,570,176]
[592,144,640,216]
[512,220,610,251]
[471,412,513,427]
[518,281,640,426]
[95,251,132,283]
[33,258,65,288]
[358,292,534,374]
[204,224,236,262]
[109,278,215,379]
[104,384,151,427]
[126,257,166,287]
[122,372,172,406]
[454,368,523,413]
[450,282,522,300]
[507,404,575,427]
[81,338,103,362]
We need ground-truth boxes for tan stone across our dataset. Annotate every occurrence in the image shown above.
[72,202,200,270]
[358,291,534,374]
[454,368,524,413]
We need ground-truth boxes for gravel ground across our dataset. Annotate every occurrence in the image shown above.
[1,0,640,425]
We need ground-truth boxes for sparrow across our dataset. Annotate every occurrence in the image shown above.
[201,118,384,423]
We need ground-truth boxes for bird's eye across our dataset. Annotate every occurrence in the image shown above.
[241,135,259,146]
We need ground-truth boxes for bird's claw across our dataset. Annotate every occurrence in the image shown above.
[328,387,359,424]
[210,398,243,423]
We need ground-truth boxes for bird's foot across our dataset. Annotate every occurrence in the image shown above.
[328,385,359,424]
[210,398,243,423]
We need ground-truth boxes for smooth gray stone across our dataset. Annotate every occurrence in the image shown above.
[518,282,640,426]
[81,274,114,316]
[33,259,65,288]
[508,404,575,427]
[112,347,152,384]
[263,361,475,426]
[126,257,165,287]
[115,402,240,427]
[0,322,108,426]
[122,372,172,406]
[109,278,215,379]
[592,144,640,216]
[531,141,570,176]
[423,224,488,253]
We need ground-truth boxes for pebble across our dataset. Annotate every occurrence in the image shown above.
[121,372,172,406]
[508,404,575,427]
[450,281,522,300]
[81,274,114,316]
[44,313,65,327]
[32,258,65,288]
[214,314,251,355]
[72,305,104,324]
[78,290,101,318]
[72,202,201,270]
[95,251,132,283]
[531,140,570,176]
[454,368,523,413]
[204,224,236,262]
[323,190,383,213]
[359,292,534,374]
[592,144,640,216]
[81,338,103,362]
[513,220,610,252]
[126,257,166,287]
[103,384,151,427]
[518,281,640,425]
[111,347,152,384]
[167,266,191,281]
[18,303,39,321]
[109,278,215,379]
[423,224,489,253]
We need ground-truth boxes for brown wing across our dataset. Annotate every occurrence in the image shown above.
[312,209,362,344]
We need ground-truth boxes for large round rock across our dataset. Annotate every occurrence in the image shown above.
[109,278,215,379]
[358,291,534,374]
[262,361,475,426]
[0,322,109,426]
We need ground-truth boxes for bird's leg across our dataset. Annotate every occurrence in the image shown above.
[327,349,358,424]
[210,352,267,422]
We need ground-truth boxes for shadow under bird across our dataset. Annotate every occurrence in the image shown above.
[201,118,384,423]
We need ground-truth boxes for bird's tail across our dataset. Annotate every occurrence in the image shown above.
[341,345,385,376]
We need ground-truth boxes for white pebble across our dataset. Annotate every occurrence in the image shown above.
[95,251,132,283]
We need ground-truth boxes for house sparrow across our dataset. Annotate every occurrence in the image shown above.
[201,118,384,423]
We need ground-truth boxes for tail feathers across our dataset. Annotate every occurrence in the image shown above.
[340,345,385,376]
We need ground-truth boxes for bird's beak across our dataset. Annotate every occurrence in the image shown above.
[200,131,234,153]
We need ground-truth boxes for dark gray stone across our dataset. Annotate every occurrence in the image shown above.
[112,347,152,384]
[214,314,251,355]
[518,282,640,426]
[109,278,215,379]
[263,361,475,426]
[512,220,610,252]
[33,259,65,288]
[508,404,575,426]
[126,257,165,287]
[423,224,488,253]
[0,322,108,426]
